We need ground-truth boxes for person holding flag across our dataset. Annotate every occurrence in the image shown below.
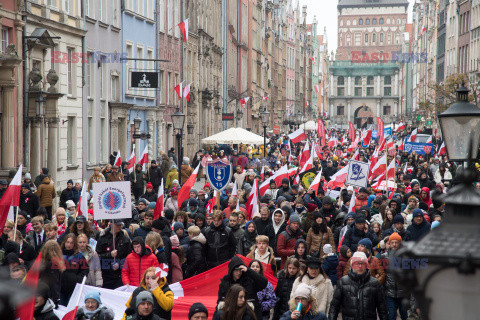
[74,291,115,320]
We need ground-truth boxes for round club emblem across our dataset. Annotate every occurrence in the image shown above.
[102,191,122,211]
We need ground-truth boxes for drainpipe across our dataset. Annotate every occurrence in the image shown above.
[81,0,87,180]
[22,0,29,167]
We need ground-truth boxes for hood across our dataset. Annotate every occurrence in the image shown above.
[191,232,207,245]
[38,298,55,314]
[421,187,431,200]
[132,236,151,256]
[227,256,246,278]
[339,245,350,259]
[288,292,320,314]
[272,208,286,227]
[42,176,51,184]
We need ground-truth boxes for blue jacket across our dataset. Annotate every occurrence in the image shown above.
[322,254,339,286]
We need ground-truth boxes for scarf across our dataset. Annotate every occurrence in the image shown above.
[84,305,101,318]
[254,248,271,264]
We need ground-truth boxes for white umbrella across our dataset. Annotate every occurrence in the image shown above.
[300,120,316,131]
[201,127,265,145]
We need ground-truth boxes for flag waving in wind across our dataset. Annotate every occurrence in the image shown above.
[240,97,250,108]
[127,145,136,173]
[183,83,192,102]
[288,128,307,144]
[114,150,122,167]
[178,19,189,42]
[77,181,89,216]
[0,164,22,236]
[138,145,149,171]
[246,179,259,219]
[177,164,201,208]
[154,180,164,220]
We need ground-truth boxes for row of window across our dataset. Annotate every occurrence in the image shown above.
[340,17,406,27]
[337,76,392,97]
[337,76,391,85]
[342,32,401,46]
[336,105,392,116]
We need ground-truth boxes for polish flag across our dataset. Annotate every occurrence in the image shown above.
[138,144,149,171]
[174,82,184,99]
[311,57,315,63]
[177,163,200,208]
[0,165,22,236]
[240,97,250,108]
[260,166,265,181]
[398,138,405,151]
[295,151,314,184]
[386,158,396,181]
[352,149,360,161]
[326,166,349,189]
[376,117,385,144]
[154,180,164,220]
[362,129,372,146]
[246,179,259,219]
[114,150,122,167]
[348,191,356,213]
[378,137,386,152]
[263,95,269,101]
[314,85,320,93]
[403,163,408,175]
[299,140,310,167]
[259,165,288,196]
[231,180,238,197]
[317,119,325,145]
[288,128,307,144]
[395,122,406,132]
[207,190,218,213]
[370,154,387,179]
[15,252,42,320]
[127,145,136,172]
[287,140,294,162]
[409,128,418,143]
[426,135,432,144]
[288,167,298,180]
[77,181,89,216]
[327,136,338,148]
[61,277,87,320]
[309,167,323,195]
[178,19,189,42]
[386,138,394,150]
[348,121,355,141]
[183,82,192,101]
[438,141,446,156]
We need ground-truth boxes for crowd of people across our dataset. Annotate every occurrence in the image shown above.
[0,126,456,320]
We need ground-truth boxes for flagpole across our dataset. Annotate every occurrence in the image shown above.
[13,206,18,242]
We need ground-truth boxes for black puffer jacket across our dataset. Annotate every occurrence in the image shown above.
[185,233,207,278]
[329,269,389,320]
[203,223,237,267]
[342,223,379,253]
[273,269,298,320]
[236,229,257,256]
[217,256,268,320]
[381,250,409,299]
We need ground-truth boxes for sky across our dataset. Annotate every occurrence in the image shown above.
[298,0,416,54]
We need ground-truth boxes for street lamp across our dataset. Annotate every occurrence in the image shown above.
[35,94,46,117]
[133,116,142,133]
[171,109,185,185]
[261,108,270,157]
[214,103,221,115]
[392,85,480,320]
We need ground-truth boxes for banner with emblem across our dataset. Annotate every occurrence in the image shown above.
[93,182,132,220]
[206,159,232,192]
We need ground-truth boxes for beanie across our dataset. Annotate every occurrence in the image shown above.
[189,303,208,319]
[152,218,166,231]
[351,251,368,264]
[84,291,101,305]
[190,188,198,196]
[412,208,423,218]
[36,282,50,300]
[135,291,154,308]
[393,214,405,224]
[358,238,373,251]
[323,244,333,255]
[293,283,312,299]
[354,213,366,224]
[189,198,199,207]
[289,214,301,224]
[313,211,323,221]
[173,222,184,232]
[146,182,153,189]
[148,202,156,209]
[389,232,402,243]
[138,198,148,205]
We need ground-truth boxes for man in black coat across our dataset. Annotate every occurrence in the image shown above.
[342,214,379,253]
[147,160,163,193]
[329,251,389,320]
[185,226,207,278]
[203,211,237,268]
[383,214,412,242]
[19,183,40,218]
[217,256,268,320]
[96,220,131,289]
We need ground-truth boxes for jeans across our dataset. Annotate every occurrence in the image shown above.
[386,296,408,320]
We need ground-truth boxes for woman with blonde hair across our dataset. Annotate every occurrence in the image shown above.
[1,219,14,243]
[60,233,89,305]
[146,231,168,266]
[39,240,65,307]
[77,233,103,287]
[122,266,174,320]
[52,207,69,238]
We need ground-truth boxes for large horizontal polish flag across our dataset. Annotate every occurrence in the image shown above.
[288,128,307,144]
[395,122,406,132]
[326,165,349,189]
[370,154,387,179]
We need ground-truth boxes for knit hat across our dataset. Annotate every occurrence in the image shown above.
[148,202,156,209]
[410,181,419,188]
[322,197,333,205]
[152,218,166,231]
[65,200,76,208]
[313,211,323,221]
[25,172,32,180]
[135,291,154,308]
[190,188,198,196]
[173,222,184,232]
[138,198,148,205]
[189,302,208,319]
[393,214,405,224]
[21,183,31,190]
[389,232,402,243]
[146,182,153,189]
[351,251,368,264]
[354,213,366,224]
[431,221,440,230]
[245,220,256,230]
[189,198,199,207]
[293,283,312,299]
[170,234,180,247]
[323,244,333,255]
[358,238,373,252]
[412,208,423,218]
[289,214,301,224]
[172,179,179,185]
[243,183,252,194]
[203,183,211,189]
[85,291,101,304]
[408,195,419,202]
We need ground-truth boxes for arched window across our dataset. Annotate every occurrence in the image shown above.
[355,76,362,85]
[386,18,390,24]
[380,33,384,42]
[359,18,363,25]
[340,20,344,26]
[366,18,370,25]
[379,18,384,24]
[338,76,345,85]
[346,33,351,46]
[372,18,377,25]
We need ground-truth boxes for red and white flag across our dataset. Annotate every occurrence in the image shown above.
[0,165,22,236]
[403,163,408,175]
[177,163,200,208]
[395,122,406,132]
[376,117,385,145]
[314,85,320,93]
[348,191,356,213]
[326,166,349,189]
[259,165,288,196]
[15,252,42,320]
[438,141,446,156]
[231,180,238,197]
[352,149,360,161]
[348,121,355,141]
[409,128,418,143]
[386,158,396,181]
[299,140,310,167]
[260,166,265,181]
[317,119,325,145]
[114,150,122,167]
[305,101,309,107]
[370,154,387,179]
[240,97,250,108]
[386,138,394,150]
[77,181,89,216]
[362,129,372,146]
[295,151,314,184]
[309,168,323,194]
[154,180,164,220]
[178,19,189,42]
[288,128,307,144]
[207,190,218,214]
[174,82,184,99]
[61,277,87,320]
[183,82,192,102]
[426,135,432,144]
[327,136,338,148]
[138,144,149,171]
[127,145,136,172]
[263,95,269,101]
[246,179,259,219]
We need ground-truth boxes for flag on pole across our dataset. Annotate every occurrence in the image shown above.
[207,190,218,214]
[178,19,189,42]
[127,145,136,172]
[314,85,320,93]
[154,180,164,220]
[77,181,89,216]
[15,252,42,320]
[299,140,310,167]
[114,150,122,167]
[246,179,259,219]
[61,277,87,320]
[376,117,384,144]
[183,82,192,101]
[409,128,418,143]
[295,151,314,184]
[326,166,349,189]
[262,95,269,101]
[348,121,355,142]
[370,154,387,179]
[0,164,22,236]
[231,180,238,197]
[348,191,356,213]
[138,144,149,171]
[260,166,265,181]
[288,128,307,144]
[174,82,184,99]
[308,168,323,195]
[240,97,250,108]
[395,122,406,132]
[177,164,201,208]
[438,141,446,156]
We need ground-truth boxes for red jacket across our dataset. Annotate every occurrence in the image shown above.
[354,195,369,211]
[122,244,159,286]
[276,226,303,269]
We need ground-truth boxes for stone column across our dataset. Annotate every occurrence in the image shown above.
[376,99,381,117]
[110,119,120,152]
[1,86,15,168]
[347,76,352,96]
[394,71,399,96]
[330,75,334,96]
[377,75,381,96]
[30,118,43,179]
[347,99,352,122]
[46,118,59,184]
[394,101,399,116]
[330,103,333,119]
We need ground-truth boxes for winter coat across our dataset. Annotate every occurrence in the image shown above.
[336,254,349,281]
[141,191,158,203]
[258,281,277,316]
[329,269,389,320]
[17,238,37,266]
[237,230,258,256]
[217,256,268,320]
[434,168,452,184]
[342,224,379,253]
[291,273,333,315]
[39,261,62,306]
[106,171,125,182]
[95,227,131,288]
[264,216,287,256]
[230,224,245,243]
[381,249,409,299]
[75,304,114,320]
[165,169,178,190]
[407,217,431,242]
[122,237,159,286]
[306,225,335,255]
[277,226,304,269]
[322,254,339,286]
[80,245,103,287]
[60,187,81,208]
[185,233,207,278]
[148,166,164,188]
[254,217,272,236]
[212,305,256,320]
[133,224,152,240]
[273,269,299,320]
[34,299,59,320]
[35,176,56,207]
[88,173,106,192]
[180,164,193,183]
[246,246,276,267]
[129,170,147,191]
[343,256,386,285]
[383,225,412,242]
[203,223,237,267]
[279,294,327,320]
[19,191,40,217]
[61,249,89,305]
[164,197,178,213]
[161,158,171,179]
[354,195,369,212]
[123,278,174,320]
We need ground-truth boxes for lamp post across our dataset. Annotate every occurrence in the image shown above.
[296,111,302,129]
[171,109,186,186]
[392,85,480,320]
[35,94,46,117]
[261,108,269,157]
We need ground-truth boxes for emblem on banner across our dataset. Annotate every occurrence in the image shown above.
[206,159,232,192]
